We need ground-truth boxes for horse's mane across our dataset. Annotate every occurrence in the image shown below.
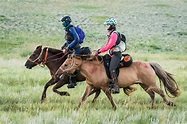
[74,54,103,63]
[42,47,66,61]
[44,47,63,54]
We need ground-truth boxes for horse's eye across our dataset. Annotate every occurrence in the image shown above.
[33,54,37,57]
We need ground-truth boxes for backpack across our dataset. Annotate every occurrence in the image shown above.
[115,32,127,51]
[74,26,85,44]
[116,32,126,45]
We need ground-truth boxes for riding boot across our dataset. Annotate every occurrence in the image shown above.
[109,71,120,94]
[67,75,77,88]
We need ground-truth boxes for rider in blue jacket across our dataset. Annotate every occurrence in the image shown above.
[61,16,81,88]
[61,16,81,55]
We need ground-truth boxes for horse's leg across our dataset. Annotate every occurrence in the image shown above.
[78,85,93,109]
[123,86,137,96]
[52,80,70,96]
[41,78,57,103]
[147,86,175,106]
[89,89,101,103]
[102,87,117,110]
[139,84,155,108]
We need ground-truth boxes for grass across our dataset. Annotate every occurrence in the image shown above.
[0,54,187,124]
[0,0,187,123]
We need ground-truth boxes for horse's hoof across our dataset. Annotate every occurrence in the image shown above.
[113,106,117,110]
[59,92,70,96]
[149,105,156,109]
[41,99,45,104]
[65,92,70,96]
[92,99,96,103]
[167,101,176,106]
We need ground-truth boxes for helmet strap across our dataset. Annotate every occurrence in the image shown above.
[107,25,116,31]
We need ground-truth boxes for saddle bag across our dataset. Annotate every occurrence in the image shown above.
[119,54,133,67]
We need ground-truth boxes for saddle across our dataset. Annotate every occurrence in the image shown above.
[103,54,133,79]
[80,47,91,55]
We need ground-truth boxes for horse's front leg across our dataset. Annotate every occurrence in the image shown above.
[52,80,70,96]
[102,87,117,110]
[88,88,101,103]
[78,85,93,109]
[41,78,57,103]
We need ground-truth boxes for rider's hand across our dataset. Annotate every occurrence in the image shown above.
[95,49,101,56]
[62,48,68,53]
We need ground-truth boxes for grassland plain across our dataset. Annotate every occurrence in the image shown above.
[0,0,187,124]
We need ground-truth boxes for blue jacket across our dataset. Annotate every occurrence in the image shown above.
[65,25,80,50]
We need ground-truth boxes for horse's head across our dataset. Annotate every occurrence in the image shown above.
[25,45,44,69]
[55,54,82,78]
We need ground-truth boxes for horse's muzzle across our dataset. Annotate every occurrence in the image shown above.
[25,64,32,69]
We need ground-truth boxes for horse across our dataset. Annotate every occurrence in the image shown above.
[24,45,101,103]
[55,54,180,109]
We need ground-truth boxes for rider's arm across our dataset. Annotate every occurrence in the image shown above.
[98,32,118,53]
[61,42,68,49]
[67,27,80,50]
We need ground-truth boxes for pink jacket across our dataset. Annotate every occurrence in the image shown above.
[99,32,118,53]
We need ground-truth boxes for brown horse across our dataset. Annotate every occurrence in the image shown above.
[25,45,101,103]
[55,55,180,109]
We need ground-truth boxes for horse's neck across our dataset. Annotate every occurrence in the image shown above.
[45,52,66,75]
[79,60,105,83]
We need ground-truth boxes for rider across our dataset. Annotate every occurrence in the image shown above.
[61,15,82,54]
[95,18,122,94]
[60,15,82,88]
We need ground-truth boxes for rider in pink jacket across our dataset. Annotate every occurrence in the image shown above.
[96,18,122,94]
[98,32,118,53]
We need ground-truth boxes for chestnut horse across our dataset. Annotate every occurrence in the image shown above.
[55,55,180,109]
[25,45,101,103]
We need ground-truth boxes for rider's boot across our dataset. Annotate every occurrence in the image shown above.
[67,75,77,88]
[109,71,120,94]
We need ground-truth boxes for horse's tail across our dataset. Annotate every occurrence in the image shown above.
[150,62,180,97]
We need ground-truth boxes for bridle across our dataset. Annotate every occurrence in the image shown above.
[28,48,45,66]
[28,48,68,67]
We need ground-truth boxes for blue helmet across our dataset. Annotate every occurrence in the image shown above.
[61,16,71,27]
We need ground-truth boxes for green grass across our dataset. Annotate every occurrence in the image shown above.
[0,0,187,123]
[0,55,187,124]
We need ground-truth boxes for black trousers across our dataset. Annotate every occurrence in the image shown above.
[109,52,122,78]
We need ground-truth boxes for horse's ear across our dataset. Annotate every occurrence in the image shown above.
[36,45,42,49]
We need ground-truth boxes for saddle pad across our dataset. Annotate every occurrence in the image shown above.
[103,55,119,79]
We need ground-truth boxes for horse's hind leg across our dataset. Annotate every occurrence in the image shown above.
[147,86,175,106]
[52,80,70,96]
[140,84,155,108]
[102,87,117,110]
[41,78,57,103]
[123,86,137,96]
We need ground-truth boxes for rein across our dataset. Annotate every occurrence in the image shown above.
[61,55,103,72]
[58,56,81,74]
[85,55,103,65]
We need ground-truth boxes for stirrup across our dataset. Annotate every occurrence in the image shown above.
[67,83,75,88]
[111,88,120,94]
[109,85,120,94]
